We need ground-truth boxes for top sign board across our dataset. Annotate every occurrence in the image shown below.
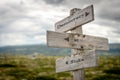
[55,5,94,32]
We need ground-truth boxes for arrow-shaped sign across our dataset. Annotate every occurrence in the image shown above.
[55,5,94,32]
[56,49,98,73]
[85,12,89,17]
[47,31,109,50]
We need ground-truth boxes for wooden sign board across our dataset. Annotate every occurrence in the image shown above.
[56,49,98,73]
[55,5,94,32]
[47,31,109,50]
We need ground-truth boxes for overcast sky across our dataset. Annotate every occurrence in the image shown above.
[0,0,120,46]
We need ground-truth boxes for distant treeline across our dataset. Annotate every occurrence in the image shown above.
[0,44,120,56]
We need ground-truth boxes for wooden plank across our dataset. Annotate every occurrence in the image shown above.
[73,69,84,80]
[71,25,85,80]
[55,5,94,32]
[56,49,98,73]
[47,31,109,50]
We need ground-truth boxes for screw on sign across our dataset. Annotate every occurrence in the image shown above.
[46,5,109,80]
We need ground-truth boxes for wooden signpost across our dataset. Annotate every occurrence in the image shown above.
[47,31,109,50]
[46,5,109,80]
[55,5,94,32]
[56,49,98,73]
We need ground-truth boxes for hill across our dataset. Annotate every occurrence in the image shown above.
[0,43,120,56]
[0,44,71,56]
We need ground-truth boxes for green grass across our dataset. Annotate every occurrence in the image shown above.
[0,54,120,80]
[85,56,120,80]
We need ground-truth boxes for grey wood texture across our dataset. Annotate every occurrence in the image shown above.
[56,49,98,73]
[55,5,94,32]
[47,31,109,50]
[71,23,85,80]
[73,69,85,80]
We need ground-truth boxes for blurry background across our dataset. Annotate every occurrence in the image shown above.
[0,0,120,80]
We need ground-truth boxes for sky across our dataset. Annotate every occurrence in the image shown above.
[0,0,120,46]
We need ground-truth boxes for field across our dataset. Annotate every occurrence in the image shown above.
[0,54,120,80]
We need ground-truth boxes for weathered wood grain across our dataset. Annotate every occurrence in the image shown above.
[71,25,85,80]
[55,5,94,32]
[47,31,109,50]
[56,49,98,73]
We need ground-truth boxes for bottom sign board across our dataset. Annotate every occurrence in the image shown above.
[56,49,98,73]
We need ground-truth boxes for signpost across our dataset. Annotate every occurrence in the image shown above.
[47,31,109,50]
[46,5,109,80]
[55,5,94,32]
[56,49,98,73]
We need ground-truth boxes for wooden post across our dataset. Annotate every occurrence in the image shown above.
[71,27,85,80]
[70,8,85,80]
